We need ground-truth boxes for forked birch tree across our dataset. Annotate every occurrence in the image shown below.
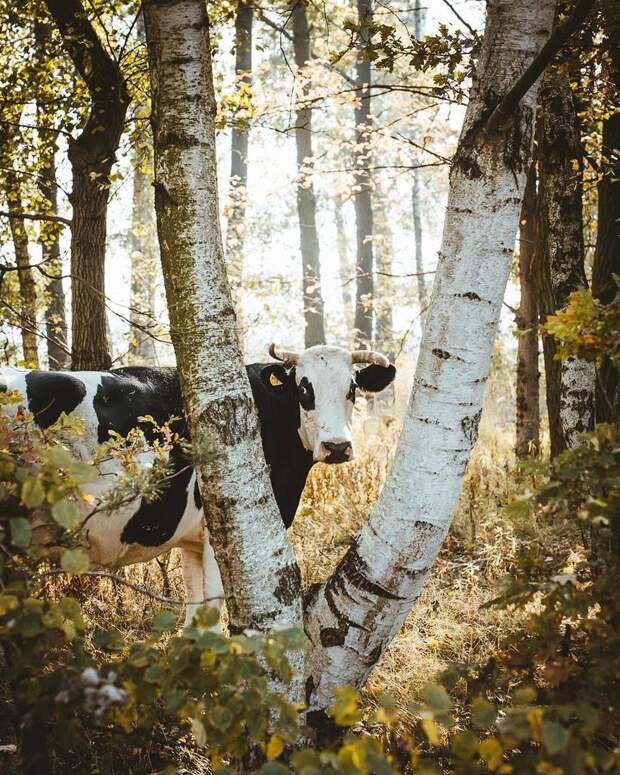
[142,0,303,691]
[144,0,556,725]
[304,0,556,718]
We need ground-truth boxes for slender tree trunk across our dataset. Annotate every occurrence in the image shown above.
[412,2,427,312]
[412,170,426,311]
[592,9,620,422]
[537,66,594,455]
[515,164,540,457]
[353,0,374,348]
[374,189,394,355]
[226,0,253,323]
[44,0,129,371]
[143,0,303,693]
[38,142,69,370]
[6,178,40,368]
[35,16,68,370]
[334,193,353,333]
[304,0,555,722]
[292,0,326,347]
[128,152,158,364]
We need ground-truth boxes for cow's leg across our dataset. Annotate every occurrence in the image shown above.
[202,527,225,632]
[180,547,204,628]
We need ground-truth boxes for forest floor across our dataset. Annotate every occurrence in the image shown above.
[1,399,561,773]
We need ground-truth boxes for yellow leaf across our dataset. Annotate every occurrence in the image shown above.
[479,737,504,770]
[421,718,440,745]
[266,734,284,761]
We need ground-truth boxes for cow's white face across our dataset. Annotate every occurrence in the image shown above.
[262,344,396,464]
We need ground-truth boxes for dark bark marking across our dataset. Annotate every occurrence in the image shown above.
[461,409,482,445]
[199,394,258,446]
[273,562,302,606]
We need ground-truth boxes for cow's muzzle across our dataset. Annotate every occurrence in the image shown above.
[319,441,353,464]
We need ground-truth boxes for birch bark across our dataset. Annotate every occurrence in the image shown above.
[304,0,556,721]
[143,0,302,666]
[537,66,594,453]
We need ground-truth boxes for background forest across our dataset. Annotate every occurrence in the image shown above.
[0,0,619,773]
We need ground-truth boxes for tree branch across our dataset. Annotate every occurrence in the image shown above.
[484,0,596,135]
[0,210,72,227]
[37,568,224,607]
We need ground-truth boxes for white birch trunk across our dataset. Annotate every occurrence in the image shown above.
[143,0,303,683]
[304,0,556,721]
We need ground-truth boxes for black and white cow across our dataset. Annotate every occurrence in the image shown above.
[0,344,396,626]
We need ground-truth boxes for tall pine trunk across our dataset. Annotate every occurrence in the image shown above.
[592,9,620,422]
[352,0,374,347]
[412,2,427,312]
[143,0,303,695]
[292,0,326,347]
[45,0,129,370]
[537,66,594,455]
[305,0,555,719]
[515,164,540,457]
[226,0,253,321]
[35,17,68,370]
[6,176,40,368]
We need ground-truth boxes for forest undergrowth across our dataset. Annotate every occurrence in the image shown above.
[25,393,555,746]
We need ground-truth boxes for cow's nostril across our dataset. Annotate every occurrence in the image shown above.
[322,441,352,463]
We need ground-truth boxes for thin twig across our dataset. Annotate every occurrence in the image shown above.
[38,568,224,607]
[439,0,478,37]
[0,210,72,227]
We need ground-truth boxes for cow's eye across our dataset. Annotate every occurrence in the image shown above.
[347,381,356,403]
[298,377,315,410]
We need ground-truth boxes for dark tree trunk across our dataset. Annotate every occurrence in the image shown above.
[353,0,374,348]
[334,193,353,333]
[226,0,253,309]
[292,0,326,347]
[35,17,68,370]
[412,2,427,312]
[5,176,40,368]
[537,66,594,455]
[44,0,130,371]
[592,10,620,422]
[515,164,540,458]
[39,143,68,370]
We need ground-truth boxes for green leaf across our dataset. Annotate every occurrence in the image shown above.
[260,763,291,775]
[153,610,178,632]
[421,683,452,715]
[61,548,89,574]
[541,719,569,755]
[52,498,81,529]
[479,737,504,770]
[21,476,45,508]
[208,705,234,732]
[190,717,207,747]
[10,517,32,548]
[471,697,497,728]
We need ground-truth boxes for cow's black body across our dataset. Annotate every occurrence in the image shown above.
[24,364,313,534]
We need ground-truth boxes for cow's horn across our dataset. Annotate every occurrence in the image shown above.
[351,350,391,368]
[269,343,299,365]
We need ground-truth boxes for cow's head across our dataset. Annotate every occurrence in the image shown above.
[261,344,396,463]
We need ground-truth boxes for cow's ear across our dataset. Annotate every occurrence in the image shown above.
[260,364,292,393]
[355,363,396,393]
